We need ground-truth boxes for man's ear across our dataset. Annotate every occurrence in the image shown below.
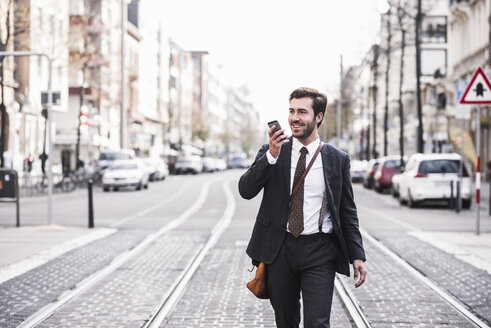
[316,112,323,123]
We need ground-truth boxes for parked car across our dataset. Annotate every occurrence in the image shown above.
[175,156,203,174]
[202,157,218,173]
[397,153,471,208]
[102,159,149,191]
[362,159,380,189]
[373,156,406,192]
[96,149,135,171]
[350,160,368,183]
[391,172,403,198]
[142,158,168,181]
[215,158,227,171]
[142,158,159,181]
[155,158,169,180]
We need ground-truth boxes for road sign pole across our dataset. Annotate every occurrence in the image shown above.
[476,106,481,235]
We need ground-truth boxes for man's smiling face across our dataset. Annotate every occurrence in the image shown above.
[288,97,320,143]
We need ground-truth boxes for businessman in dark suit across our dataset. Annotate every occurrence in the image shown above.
[239,87,366,328]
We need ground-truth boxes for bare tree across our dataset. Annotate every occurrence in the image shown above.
[383,5,392,157]
[396,3,407,166]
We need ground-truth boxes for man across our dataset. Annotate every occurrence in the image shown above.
[239,87,366,328]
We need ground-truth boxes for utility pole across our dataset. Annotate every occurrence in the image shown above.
[337,55,343,147]
[0,55,5,168]
[75,84,84,170]
[366,81,371,161]
[397,6,406,168]
[415,0,424,153]
[120,0,127,149]
[372,45,380,159]
[384,7,392,157]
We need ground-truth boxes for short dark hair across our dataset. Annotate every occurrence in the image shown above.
[289,87,327,128]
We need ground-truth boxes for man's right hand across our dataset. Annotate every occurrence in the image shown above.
[268,125,288,158]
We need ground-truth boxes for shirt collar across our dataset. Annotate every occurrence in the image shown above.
[292,136,320,155]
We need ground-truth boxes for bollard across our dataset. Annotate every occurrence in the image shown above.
[456,180,461,213]
[450,180,454,210]
[88,179,94,228]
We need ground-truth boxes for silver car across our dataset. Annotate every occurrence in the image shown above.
[102,159,149,191]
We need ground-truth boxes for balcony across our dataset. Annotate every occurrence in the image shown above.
[449,0,469,6]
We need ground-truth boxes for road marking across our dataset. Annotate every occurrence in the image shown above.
[17,178,216,328]
[110,182,191,227]
[143,179,236,328]
[359,205,419,232]
[0,228,117,284]
[361,228,490,328]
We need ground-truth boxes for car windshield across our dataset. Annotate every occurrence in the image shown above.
[111,163,137,170]
[385,159,404,169]
[100,152,132,160]
[418,160,464,174]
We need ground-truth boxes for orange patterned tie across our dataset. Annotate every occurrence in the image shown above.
[288,147,308,237]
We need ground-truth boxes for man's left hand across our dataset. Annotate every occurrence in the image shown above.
[353,259,367,288]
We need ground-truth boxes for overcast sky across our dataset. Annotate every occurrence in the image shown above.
[159,0,388,131]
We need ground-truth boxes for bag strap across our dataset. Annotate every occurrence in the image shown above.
[289,142,323,201]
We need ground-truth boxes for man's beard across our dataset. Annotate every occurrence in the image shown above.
[292,118,317,140]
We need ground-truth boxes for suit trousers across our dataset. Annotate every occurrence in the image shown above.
[267,232,337,328]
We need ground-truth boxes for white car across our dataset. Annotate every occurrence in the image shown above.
[102,159,149,191]
[398,153,471,208]
[175,156,203,174]
[142,158,168,181]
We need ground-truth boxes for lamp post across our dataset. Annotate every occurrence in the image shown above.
[0,51,54,225]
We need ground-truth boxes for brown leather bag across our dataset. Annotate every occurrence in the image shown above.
[246,262,268,299]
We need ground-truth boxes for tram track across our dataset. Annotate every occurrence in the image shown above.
[333,225,490,328]
[16,177,225,328]
[11,174,491,327]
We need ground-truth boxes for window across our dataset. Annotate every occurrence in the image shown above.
[421,49,447,76]
[418,160,466,174]
[422,16,447,43]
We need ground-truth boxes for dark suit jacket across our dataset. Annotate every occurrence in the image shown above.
[238,139,366,276]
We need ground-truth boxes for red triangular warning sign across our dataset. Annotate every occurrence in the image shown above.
[459,67,491,104]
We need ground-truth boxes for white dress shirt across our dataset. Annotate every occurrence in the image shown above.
[266,136,333,235]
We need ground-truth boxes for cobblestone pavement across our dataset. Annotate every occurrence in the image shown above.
[38,232,207,328]
[339,239,478,327]
[34,178,229,327]
[0,229,148,328]
[0,175,219,328]
[372,231,491,325]
[162,181,354,328]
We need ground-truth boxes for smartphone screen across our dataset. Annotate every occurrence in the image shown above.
[267,120,282,134]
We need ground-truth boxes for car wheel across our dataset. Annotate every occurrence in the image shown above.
[113,187,119,191]
[408,191,417,208]
[144,184,148,189]
[103,186,110,192]
[136,184,142,191]
[462,199,471,209]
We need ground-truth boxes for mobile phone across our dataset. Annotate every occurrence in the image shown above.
[267,120,282,134]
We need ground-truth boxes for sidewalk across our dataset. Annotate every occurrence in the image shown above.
[410,230,491,274]
[0,225,116,284]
